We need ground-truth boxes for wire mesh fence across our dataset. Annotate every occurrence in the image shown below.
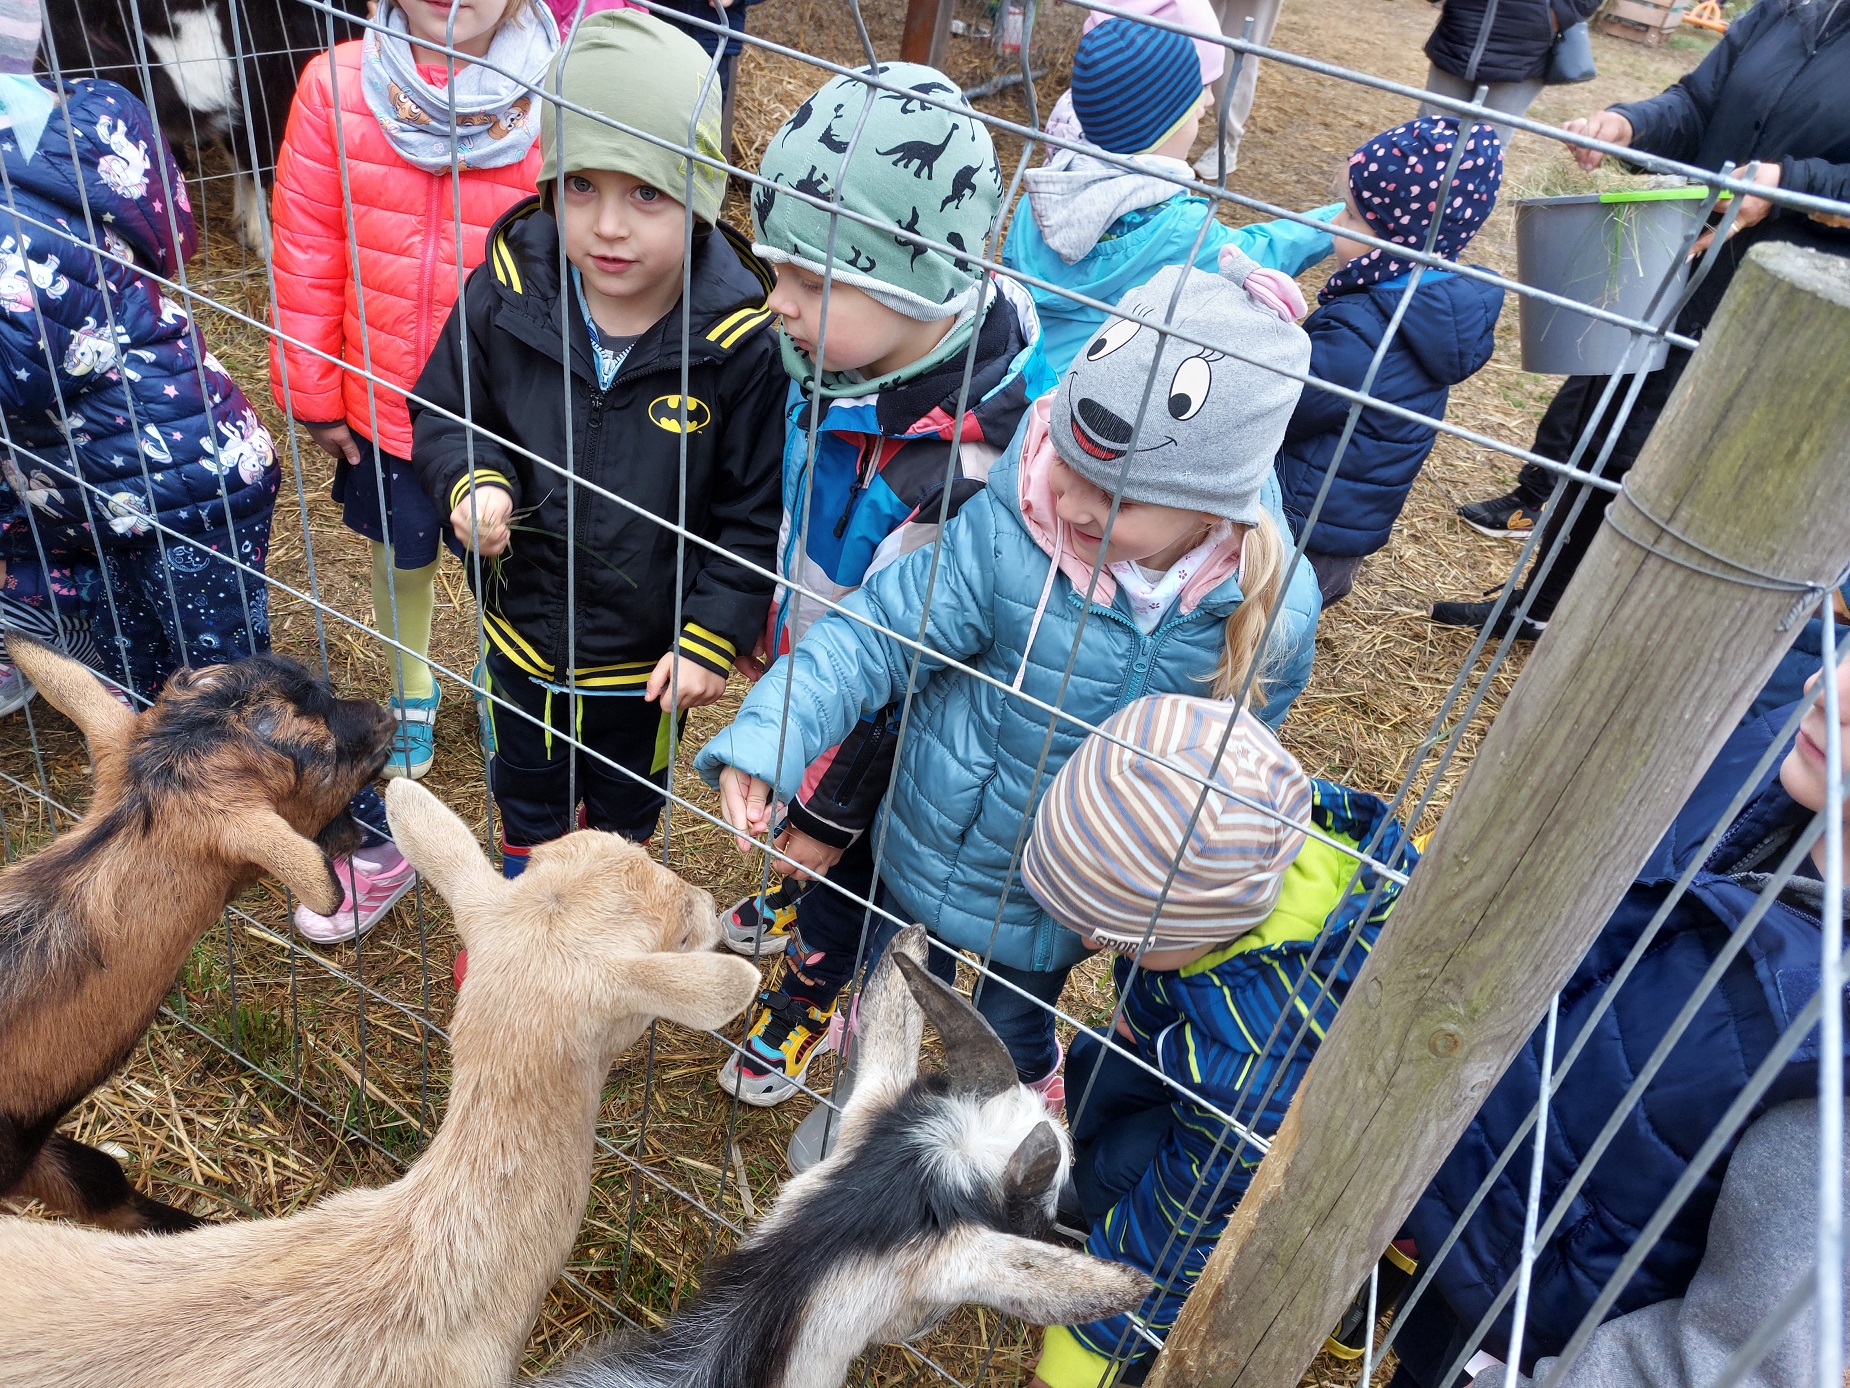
[1,0,1845,1383]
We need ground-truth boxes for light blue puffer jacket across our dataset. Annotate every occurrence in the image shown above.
[696,414,1321,973]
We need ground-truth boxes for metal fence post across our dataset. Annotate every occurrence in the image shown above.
[1146,240,1850,1388]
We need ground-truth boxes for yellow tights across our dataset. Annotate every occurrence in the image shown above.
[370,542,439,702]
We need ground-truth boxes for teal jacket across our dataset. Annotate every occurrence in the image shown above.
[1003,196,1340,376]
[696,413,1322,973]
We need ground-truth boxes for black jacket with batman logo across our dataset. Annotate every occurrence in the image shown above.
[412,198,785,687]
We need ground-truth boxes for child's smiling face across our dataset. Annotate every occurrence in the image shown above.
[1045,453,1219,572]
[559,169,690,337]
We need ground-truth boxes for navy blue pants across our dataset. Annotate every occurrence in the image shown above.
[788,829,1073,1082]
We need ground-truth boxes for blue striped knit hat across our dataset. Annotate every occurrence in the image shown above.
[1070,18,1204,156]
[1023,694,1312,949]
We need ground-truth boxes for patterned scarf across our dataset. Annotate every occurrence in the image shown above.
[1319,117,1502,305]
[362,0,558,173]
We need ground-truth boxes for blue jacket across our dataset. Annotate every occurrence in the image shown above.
[0,80,277,550]
[697,424,1322,973]
[1002,196,1338,378]
[1069,783,1416,1363]
[1274,270,1502,558]
[1405,698,1843,1370]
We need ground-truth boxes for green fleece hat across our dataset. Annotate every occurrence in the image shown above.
[538,10,725,224]
[752,64,1002,321]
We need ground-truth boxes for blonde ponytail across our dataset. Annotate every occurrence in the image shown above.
[1210,511,1285,708]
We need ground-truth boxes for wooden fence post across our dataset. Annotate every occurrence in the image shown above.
[900,0,957,65]
[1146,242,1850,1388]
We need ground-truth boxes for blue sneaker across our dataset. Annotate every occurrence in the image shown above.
[384,687,439,780]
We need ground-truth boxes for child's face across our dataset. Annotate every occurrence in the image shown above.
[1780,660,1850,815]
[1330,191,1374,268]
[1150,88,1211,164]
[765,263,952,378]
[400,0,515,59]
[1046,453,1217,571]
[559,169,690,332]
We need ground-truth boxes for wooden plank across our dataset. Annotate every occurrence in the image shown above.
[900,0,957,66]
[1147,241,1850,1388]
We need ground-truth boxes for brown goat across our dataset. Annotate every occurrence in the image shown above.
[0,777,762,1388]
[0,637,395,1234]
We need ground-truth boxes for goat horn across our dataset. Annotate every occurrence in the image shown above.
[893,953,1018,1101]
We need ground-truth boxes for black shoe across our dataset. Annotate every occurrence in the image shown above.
[1324,1243,1419,1360]
[1429,591,1548,643]
[1458,489,1545,539]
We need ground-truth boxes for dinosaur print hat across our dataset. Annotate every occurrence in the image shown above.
[753,63,1003,324]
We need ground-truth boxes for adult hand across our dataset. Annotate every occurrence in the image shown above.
[1692,160,1782,257]
[305,421,361,466]
[1561,110,1633,172]
[645,652,728,711]
[448,486,513,556]
[771,824,845,881]
[718,765,774,853]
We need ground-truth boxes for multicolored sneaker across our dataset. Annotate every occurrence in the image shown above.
[292,843,418,945]
[718,876,806,958]
[716,960,837,1108]
[0,661,35,718]
[384,687,439,781]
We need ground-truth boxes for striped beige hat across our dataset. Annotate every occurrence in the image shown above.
[1023,694,1313,950]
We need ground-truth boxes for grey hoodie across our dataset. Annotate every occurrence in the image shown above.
[1479,1099,1842,1388]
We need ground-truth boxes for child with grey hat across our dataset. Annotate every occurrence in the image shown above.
[1018,692,1418,1388]
[697,250,1324,1114]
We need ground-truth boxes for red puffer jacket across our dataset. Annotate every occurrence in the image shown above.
[268,41,542,458]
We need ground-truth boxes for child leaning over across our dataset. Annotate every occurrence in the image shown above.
[414,10,784,878]
[1274,117,1504,606]
[1002,17,1339,377]
[697,254,1324,1099]
[269,0,557,936]
[1020,694,1416,1388]
[710,63,1056,1113]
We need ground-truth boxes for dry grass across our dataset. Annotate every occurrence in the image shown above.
[0,3,1711,1382]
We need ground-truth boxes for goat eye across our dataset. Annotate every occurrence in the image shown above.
[1168,356,1211,420]
[1084,316,1141,362]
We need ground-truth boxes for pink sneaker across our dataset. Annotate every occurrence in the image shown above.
[1027,1039,1067,1120]
[292,844,417,945]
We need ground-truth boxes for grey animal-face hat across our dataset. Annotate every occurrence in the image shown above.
[1049,250,1311,526]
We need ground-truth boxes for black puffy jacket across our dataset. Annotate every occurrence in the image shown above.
[1425,0,1602,84]
[412,200,785,686]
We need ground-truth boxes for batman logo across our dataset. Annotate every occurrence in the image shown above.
[648,395,711,434]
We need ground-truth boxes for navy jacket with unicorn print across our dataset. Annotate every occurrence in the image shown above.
[0,79,278,550]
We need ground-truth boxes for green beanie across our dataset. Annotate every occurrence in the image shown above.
[752,63,1002,321]
[538,10,725,225]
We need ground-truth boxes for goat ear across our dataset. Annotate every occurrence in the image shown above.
[7,634,134,748]
[609,951,761,1033]
[928,1228,1153,1328]
[896,951,1017,1101]
[239,808,343,915]
[842,924,927,1122]
[384,780,500,914]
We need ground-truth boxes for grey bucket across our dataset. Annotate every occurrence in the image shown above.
[1514,188,1711,375]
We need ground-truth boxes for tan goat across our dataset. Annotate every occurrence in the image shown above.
[0,777,763,1388]
[0,638,395,1232]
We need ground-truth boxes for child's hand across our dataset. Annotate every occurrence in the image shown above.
[645,653,727,711]
[772,824,845,882]
[306,422,361,466]
[718,765,774,853]
[449,487,513,557]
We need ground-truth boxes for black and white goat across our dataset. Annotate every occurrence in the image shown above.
[536,925,1150,1388]
[41,0,363,252]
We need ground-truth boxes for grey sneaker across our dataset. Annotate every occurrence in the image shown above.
[787,1047,857,1173]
